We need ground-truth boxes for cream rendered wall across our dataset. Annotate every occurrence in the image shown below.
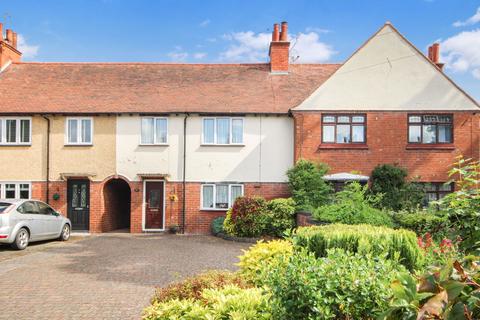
[116,115,293,183]
[49,115,116,181]
[0,116,46,181]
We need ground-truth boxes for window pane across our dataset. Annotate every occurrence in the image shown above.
[0,120,2,143]
[5,184,15,199]
[426,192,438,202]
[202,185,214,208]
[216,119,230,144]
[155,119,168,144]
[352,125,365,142]
[81,119,92,143]
[232,119,243,144]
[71,184,79,207]
[352,116,365,123]
[20,120,30,143]
[21,201,38,214]
[423,115,439,123]
[337,116,350,123]
[336,125,351,143]
[438,125,452,143]
[68,119,78,143]
[6,119,16,143]
[19,184,29,199]
[141,118,154,144]
[409,125,421,143]
[322,125,335,143]
[422,125,437,143]
[438,115,452,123]
[148,190,161,208]
[439,183,453,192]
[230,186,243,205]
[322,116,335,123]
[203,119,215,144]
[215,185,228,209]
[38,202,54,215]
[409,116,421,123]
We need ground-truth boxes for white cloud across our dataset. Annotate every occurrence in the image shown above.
[193,52,207,59]
[441,28,480,78]
[199,19,211,27]
[219,30,335,63]
[167,46,188,61]
[17,34,39,59]
[453,7,480,27]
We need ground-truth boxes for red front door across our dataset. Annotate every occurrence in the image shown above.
[144,181,164,229]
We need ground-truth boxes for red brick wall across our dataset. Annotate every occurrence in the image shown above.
[293,111,480,182]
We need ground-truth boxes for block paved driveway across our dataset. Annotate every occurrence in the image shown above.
[0,233,250,319]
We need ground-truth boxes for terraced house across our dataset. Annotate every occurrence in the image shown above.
[0,21,478,234]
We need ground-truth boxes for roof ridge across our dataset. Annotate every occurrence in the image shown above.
[13,61,342,66]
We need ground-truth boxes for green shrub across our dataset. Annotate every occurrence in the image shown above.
[286,159,332,211]
[144,285,272,320]
[370,164,425,211]
[393,209,449,237]
[266,249,406,320]
[223,196,268,237]
[152,270,250,304]
[313,181,394,227]
[293,224,423,271]
[210,216,225,235]
[237,240,293,285]
[264,198,296,237]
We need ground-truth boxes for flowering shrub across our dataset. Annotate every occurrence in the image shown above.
[223,197,269,237]
[417,233,462,268]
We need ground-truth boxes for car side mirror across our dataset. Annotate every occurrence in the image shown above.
[53,212,60,217]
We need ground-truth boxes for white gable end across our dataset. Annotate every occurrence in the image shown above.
[295,24,479,111]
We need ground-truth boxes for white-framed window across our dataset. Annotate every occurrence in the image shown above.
[0,182,31,199]
[0,117,31,145]
[141,117,168,145]
[201,183,244,210]
[202,117,244,145]
[65,117,93,145]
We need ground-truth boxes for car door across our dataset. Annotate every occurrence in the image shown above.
[37,201,61,238]
[16,201,45,241]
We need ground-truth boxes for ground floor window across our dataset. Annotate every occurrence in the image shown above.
[201,183,244,210]
[0,182,31,199]
[423,182,454,203]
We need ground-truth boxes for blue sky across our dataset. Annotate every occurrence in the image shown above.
[2,0,479,99]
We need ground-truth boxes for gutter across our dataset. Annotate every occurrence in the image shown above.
[182,114,189,234]
[42,116,51,204]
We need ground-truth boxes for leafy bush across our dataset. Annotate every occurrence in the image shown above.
[286,159,332,211]
[393,209,450,237]
[210,216,225,235]
[144,285,272,320]
[152,270,250,304]
[237,240,293,285]
[381,259,480,319]
[437,156,480,253]
[266,248,406,320]
[264,198,296,237]
[370,164,425,211]
[293,224,423,271]
[313,181,394,227]
[223,196,268,237]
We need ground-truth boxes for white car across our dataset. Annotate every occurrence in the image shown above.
[0,199,71,250]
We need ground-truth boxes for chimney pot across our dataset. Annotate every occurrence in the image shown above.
[0,23,3,41]
[12,32,17,48]
[428,46,433,61]
[431,43,440,64]
[280,21,288,41]
[272,23,279,42]
[6,29,13,43]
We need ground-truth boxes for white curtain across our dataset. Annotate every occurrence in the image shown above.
[216,118,230,144]
[230,186,243,205]
[141,118,154,144]
[156,118,168,143]
[68,119,78,143]
[20,120,30,143]
[216,185,228,208]
[81,119,92,143]
[202,185,214,208]
[203,119,215,143]
[232,119,243,144]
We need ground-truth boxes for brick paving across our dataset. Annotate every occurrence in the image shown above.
[0,233,250,319]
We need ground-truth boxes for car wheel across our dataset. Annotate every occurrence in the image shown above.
[11,228,29,250]
[59,224,70,241]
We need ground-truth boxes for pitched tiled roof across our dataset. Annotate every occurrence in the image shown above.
[0,62,340,114]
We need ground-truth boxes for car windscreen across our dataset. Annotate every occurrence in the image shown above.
[0,202,12,213]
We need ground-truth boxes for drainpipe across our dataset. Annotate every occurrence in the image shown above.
[182,114,189,234]
[42,115,51,204]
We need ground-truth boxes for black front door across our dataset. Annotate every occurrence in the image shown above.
[67,179,90,231]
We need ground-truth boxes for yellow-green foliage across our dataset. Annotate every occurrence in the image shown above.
[143,285,272,320]
[237,240,293,285]
[293,224,423,271]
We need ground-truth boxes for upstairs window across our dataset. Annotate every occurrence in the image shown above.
[141,117,168,145]
[201,184,243,210]
[66,118,93,145]
[203,118,244,145]
[408,115,453,144]
[322,115,366,143]
[0,117,31,145]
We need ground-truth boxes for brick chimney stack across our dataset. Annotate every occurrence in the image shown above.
[427,43,444,71]
[0,22,21,70]
[269,21,290,74]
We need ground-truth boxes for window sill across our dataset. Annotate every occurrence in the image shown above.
[200,144,245,147]
[139,143,169,146]
[405,144,455,150]
[0,143,31,147]
[200,208,229,212]
[64,143,93,147]
[318,144,368,150]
